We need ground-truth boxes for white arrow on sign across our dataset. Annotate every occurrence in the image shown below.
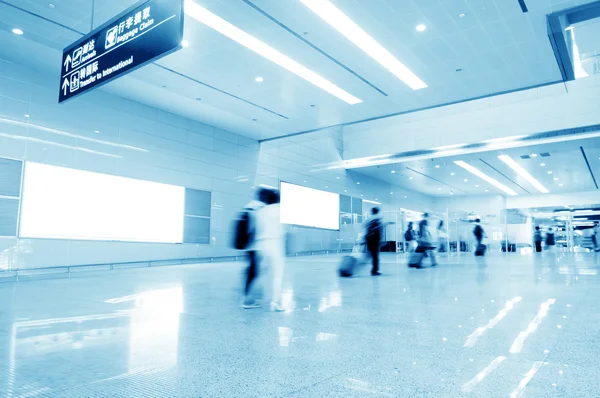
[63,54,71,72]
[62,78,69,96]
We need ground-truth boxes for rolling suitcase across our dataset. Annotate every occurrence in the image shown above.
[338,255,358,277]
[475,243,486,256]
[408,251,424,268]
[338,243,365,277]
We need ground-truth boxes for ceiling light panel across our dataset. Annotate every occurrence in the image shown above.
[299,0,427,90]
[454,161,518,196]
[184,0,361,104]
[498,155,550,194]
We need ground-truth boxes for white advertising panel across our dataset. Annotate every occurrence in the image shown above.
[19,162,185,243]
[280,182,340,230]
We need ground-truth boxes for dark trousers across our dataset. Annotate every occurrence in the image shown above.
[535,241,542,253]
[244,251,258,296]
[368,244,380,273]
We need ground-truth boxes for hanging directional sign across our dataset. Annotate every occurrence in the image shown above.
[59,0,184,103]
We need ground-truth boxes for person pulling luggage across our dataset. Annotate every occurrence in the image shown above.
[365,207,383,276]
[409,213,437,268]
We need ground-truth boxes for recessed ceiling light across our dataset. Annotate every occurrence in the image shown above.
[255,76,264,83]
[554,177,558,181]
[181,39,189,48]
[48,3,55,8]
[94,130,100,134]
[24,114,29,118]
[325,186,328,188]
[360,194,363,197]
[458,13,466,18]
[559,184,563,187]
[336,176,340,179]
[404,196,407,199]
[184,1,361,104]
[498,155,549,193]
[356,182,360,185]
[435,165,440,168]
[475,185,479,187]
[409,177,413,180]
[531,154,538,157]
[391,170,396,174]
[437,188,442,191]
[540,163,546,166]
[464,179,468,182]
[300,0,427,90]
[454,160,518,196]
[12,28,24,35]
[451,172,455,176]
[344,189,347,192]
[390,192,393,195]
[485,189,489,192]
[450,191,454,195]
[416,24,427,32]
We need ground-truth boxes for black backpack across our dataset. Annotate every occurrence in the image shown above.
[232,211,254,250]
[404,229,413,241]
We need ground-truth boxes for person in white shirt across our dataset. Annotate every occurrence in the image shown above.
[254,188,286,312]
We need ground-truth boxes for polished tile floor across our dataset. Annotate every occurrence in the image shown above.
[1,251,599,397]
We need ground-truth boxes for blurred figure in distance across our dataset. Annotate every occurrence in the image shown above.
[437,220,447,253]
[533,226,542,253]
[365,207,383,276]
[405,221,416,253]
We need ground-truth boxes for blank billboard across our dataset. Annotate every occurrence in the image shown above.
[280,182,339,230]
[19,162,185,243]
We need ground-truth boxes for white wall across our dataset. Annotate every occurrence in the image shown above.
[0,57,429,270]
[343,74,600,160]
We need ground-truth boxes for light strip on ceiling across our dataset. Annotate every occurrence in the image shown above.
[454,161,518,196]
[184,0,362,104]
[498,155,550,194]
[300,0,427,90]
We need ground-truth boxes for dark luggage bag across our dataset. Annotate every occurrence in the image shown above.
[339,255,358,277]
[475,243,486,256]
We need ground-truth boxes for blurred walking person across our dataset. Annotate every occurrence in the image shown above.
[533,226,542,253]
[437,220,448,253]
[473,219,486,256]
[365,207,383,276]
[253,188,286,311]
[405,222,416,253]
[234,191,267,309]
[409,213,437,268]
[545,227,556,252]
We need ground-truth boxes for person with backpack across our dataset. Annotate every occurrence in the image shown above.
[235,190,267,309]
[254,188,286,312]
[473,219,486,256]
[365,207,383,276]
[533,226,542,253]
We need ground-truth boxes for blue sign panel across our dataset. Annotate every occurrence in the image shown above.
[59,0,184,103]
